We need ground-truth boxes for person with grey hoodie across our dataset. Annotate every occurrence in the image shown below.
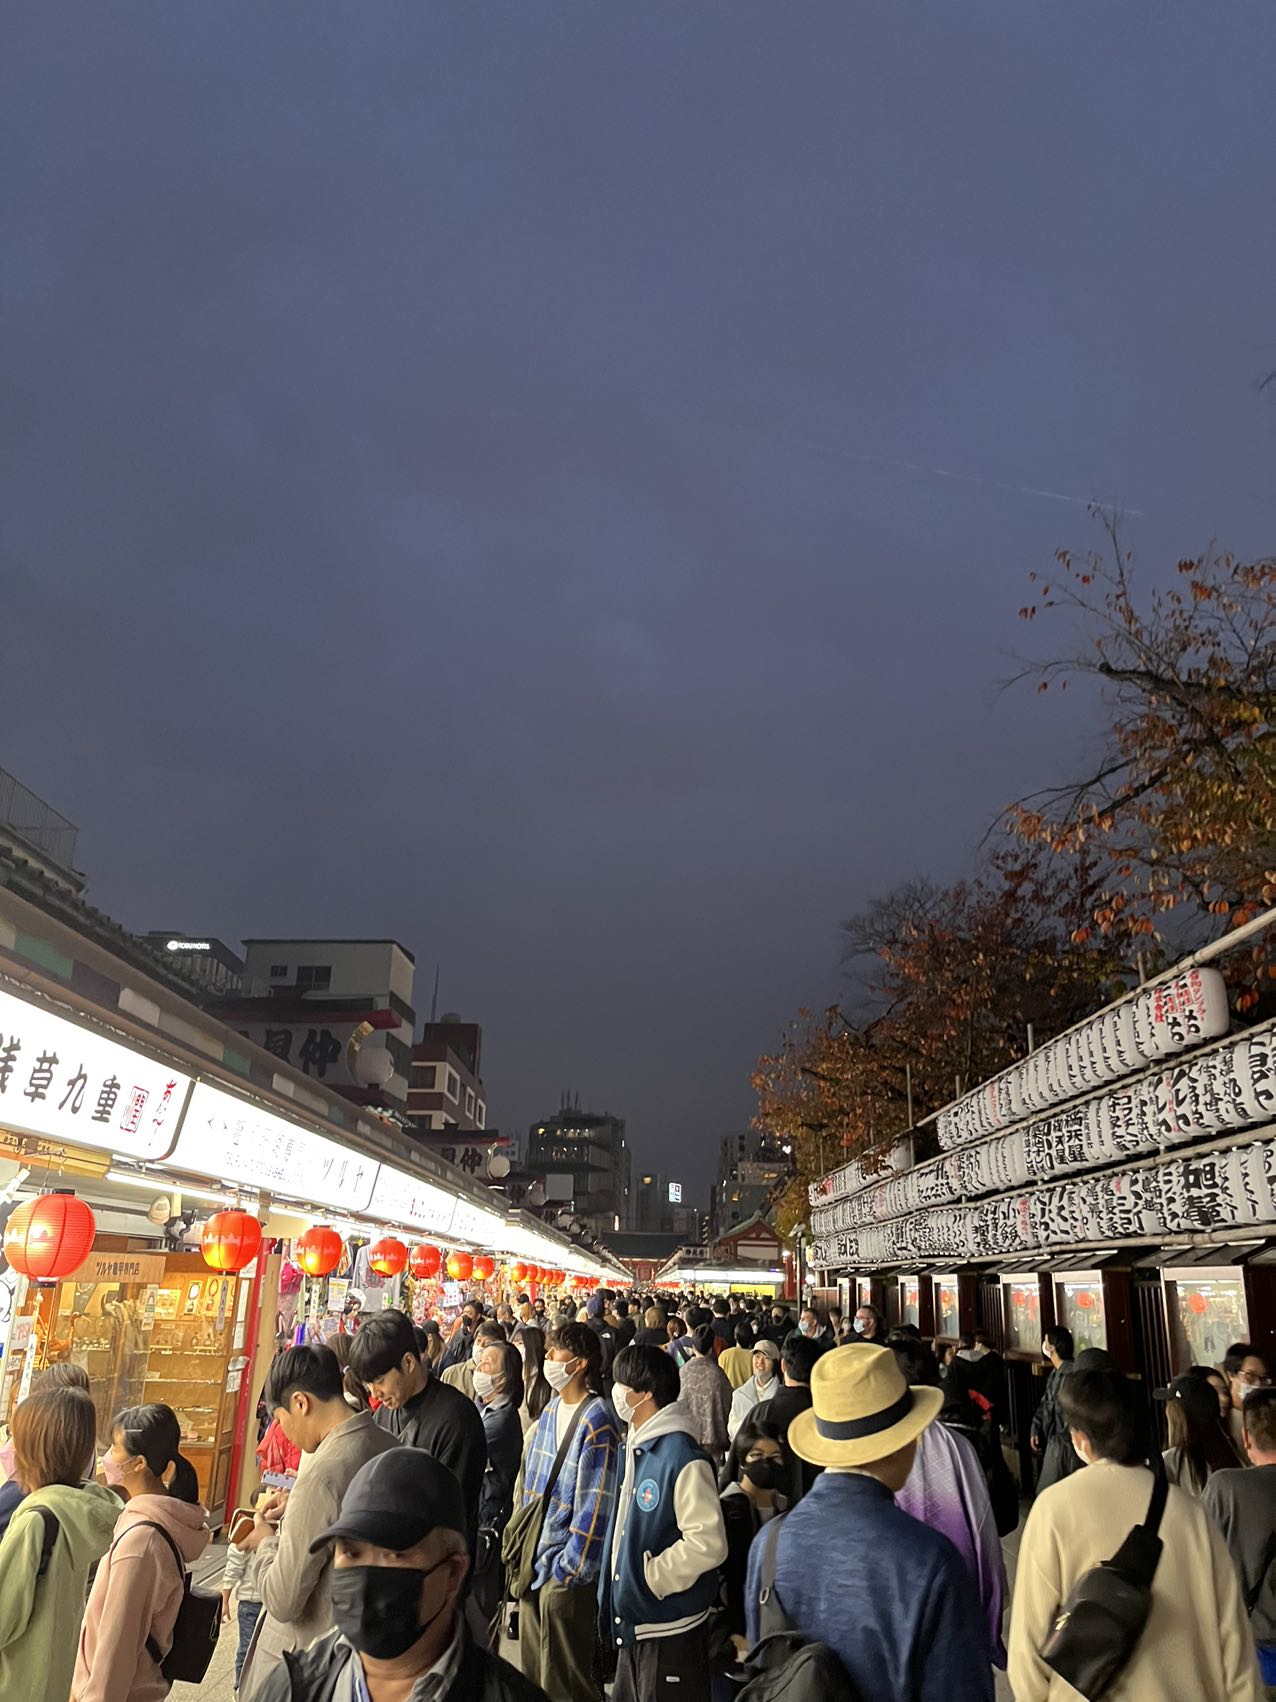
[72,1402,211,1702]
[0,1386,120,1702]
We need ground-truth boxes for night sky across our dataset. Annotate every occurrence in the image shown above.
[4,7,1273,1203]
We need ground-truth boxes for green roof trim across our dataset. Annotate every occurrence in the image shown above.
[14,932,74,980]
[221,1047,252,1076]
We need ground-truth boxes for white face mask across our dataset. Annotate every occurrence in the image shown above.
[611,1384,640,1425]
[544,1358,577,1393]
[754,1363,775,1387]
[473,1370,497,1401]
[852,1319,867,1335]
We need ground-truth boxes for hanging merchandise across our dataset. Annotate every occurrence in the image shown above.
[3,1194,96,1281]
[472,1255,495,1281]
[200,1210,263,1274]
[296,1225,343,1278]
[409,1244,442,1280]
[368,1237,408,1277]
[446,1250,473,1282]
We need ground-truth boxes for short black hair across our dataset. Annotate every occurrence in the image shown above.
[733,1320,753,1348]
[692,1323,716,1356]
[780,1333,824,1384]
[713,1298,728,1316]
[889,1335,941,1389]
[547,1321,604,1381]
[1224,1343,1266,1379]
[613,1343,680,1408]
[265,1345,344,1409]
[1059,1368,1148,1465]
[614,1299,629,1317]
[347,1310,420,1383]
[475,1320,507,1346]
[1044,1326,1074,1361]
[1243,1386,1276,1452]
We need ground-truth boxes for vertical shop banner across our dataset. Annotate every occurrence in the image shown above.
[0,985,192,1160]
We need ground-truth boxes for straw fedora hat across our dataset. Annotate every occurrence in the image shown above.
[788,1343,944,1469]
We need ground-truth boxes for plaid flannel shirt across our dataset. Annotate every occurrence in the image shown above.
[521,1393,621,1590]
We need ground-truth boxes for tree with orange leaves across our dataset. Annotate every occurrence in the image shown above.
[755,850,1126,1232]
[1008,517,1276,1008]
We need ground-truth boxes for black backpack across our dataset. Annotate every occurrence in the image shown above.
[115,1519,220,1684]
[28,1505,60,1576]
[736,1516,865,1702]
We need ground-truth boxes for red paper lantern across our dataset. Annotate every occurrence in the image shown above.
[1187,1292,1208,1316]
[201,1209,263,1273]
[410,1243,442,1280]
[548,1269,564,1286]
[3,1194,96,1282]
[1076,1290,1095,1310]
[446,1250,474,1282]
[368,1237,408,1277]
[510,1262,529,1284]
[296,1225,343,1278]
[472,1255,495,1281]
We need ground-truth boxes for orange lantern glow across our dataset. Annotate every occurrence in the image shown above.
[510,1262,529,1284]
[548,1269,564,1286]
[1187,1292,1208,1316]
[472,1255,495,1281]
[3,1194,96,1282]
[446,1250,474,1282]
[201,1209,263,1273]
[368,1237,408,1277]
[296,1225,343,1278]
[410,1243,442,1280]
[1076,1290,1094,1310]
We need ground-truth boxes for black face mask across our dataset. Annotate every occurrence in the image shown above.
[330,1560,451,1660]
[742,1458,784,1492]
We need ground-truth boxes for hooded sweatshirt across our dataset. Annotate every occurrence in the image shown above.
[72,1492,210,1702]
[598,1399,727,1645]
[0,1480,120,1702]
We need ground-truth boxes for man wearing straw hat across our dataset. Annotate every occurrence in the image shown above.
[744,1344,994,1701]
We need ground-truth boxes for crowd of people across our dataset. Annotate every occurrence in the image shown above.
[0,1287,1272,1700]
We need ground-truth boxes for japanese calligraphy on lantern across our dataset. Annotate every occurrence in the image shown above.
[167,1082,380,1211]
[0,985,191,1161]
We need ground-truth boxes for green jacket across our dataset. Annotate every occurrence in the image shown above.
[0,1480,120,1702]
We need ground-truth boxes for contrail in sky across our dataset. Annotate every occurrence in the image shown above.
[794,435,1146,516]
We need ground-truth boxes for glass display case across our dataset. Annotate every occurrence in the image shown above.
[1055,1273,1107,1354]
[1003,1276,1043,1354]
[935,1275,960,1339]
[1164,1268,1249,1373]
[144,1257,246,1522]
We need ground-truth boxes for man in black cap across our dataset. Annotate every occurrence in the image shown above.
[254,1448,548,1702]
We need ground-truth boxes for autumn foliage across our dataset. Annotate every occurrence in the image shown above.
[757,522,1276,1231]
[755,852,1128,1234]
[1009,523,1276,1008]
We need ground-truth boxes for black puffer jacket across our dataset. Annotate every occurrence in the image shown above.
[256,1626,549,1702]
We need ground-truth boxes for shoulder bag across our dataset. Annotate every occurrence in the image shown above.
[736,1516,864,1702]
[111,1519,220,1684]
[501,1400,587,1599]
[1039,1467,1169,1700]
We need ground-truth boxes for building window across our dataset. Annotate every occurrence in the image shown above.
[465,1088,475,1118]
[445,1069,460,1102]
[413,1063,437,1089]
[297,965,331,989]
[269,964,288,978]
[476,1101,486,1128]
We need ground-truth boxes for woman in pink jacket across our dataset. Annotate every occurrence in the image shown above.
[72,1404,210,1702]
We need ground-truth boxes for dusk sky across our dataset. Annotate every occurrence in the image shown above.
[4,7,1274,1200]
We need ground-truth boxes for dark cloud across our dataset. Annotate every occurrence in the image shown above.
[3,5,1273,1199]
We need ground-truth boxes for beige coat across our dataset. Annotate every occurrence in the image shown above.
[1008,1458,1263,1702]
[240,1411,399,1701]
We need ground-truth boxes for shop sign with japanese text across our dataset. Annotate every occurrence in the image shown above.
[0,986,190,1161]
[367,1166,458,1237]
[166,1082,380,1212]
